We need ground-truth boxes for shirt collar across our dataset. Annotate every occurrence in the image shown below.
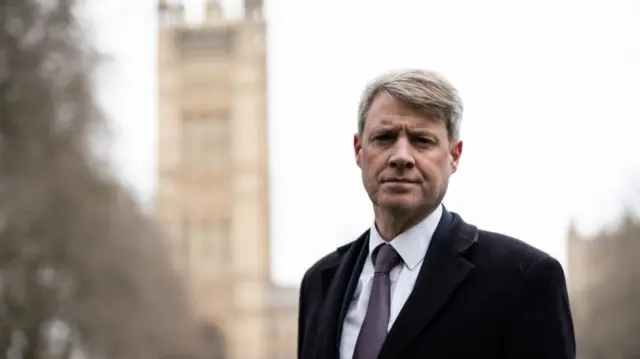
[369,203,443,270]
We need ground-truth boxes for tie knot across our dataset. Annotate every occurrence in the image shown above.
[373,244,402,274]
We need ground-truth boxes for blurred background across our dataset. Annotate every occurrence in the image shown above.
[1,0,639,358]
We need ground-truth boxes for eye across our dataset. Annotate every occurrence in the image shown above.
[373,133,395,143]
[413,136,434,146]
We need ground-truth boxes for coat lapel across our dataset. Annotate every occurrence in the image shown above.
[337,238,369,342]
[378,210,479,359]
[315,232,369,359]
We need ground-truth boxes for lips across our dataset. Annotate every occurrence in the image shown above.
[382,179,418,184]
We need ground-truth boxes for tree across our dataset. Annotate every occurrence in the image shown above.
[0,1,201,358]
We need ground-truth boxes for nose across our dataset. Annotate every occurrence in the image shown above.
[388,137,415,169]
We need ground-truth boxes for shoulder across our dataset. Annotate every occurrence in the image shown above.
[300,249,344,283]
[472,228,565,282]
[477,229,549,262]
[297,239,359,318]
[300,229,369,283]
[299,237,358,287]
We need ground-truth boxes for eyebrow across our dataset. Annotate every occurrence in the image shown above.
[370,125,435,134]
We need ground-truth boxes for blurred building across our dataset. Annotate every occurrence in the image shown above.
[156,1,297,358]
[567,222,602,352]
[567,217,631,330]
[566,215,640,358]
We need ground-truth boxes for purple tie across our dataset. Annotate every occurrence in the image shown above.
[353,244,402,359]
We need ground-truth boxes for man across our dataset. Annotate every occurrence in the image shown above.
[297,69,575,359]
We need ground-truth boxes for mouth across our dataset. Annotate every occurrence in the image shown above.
[381,179,418,184]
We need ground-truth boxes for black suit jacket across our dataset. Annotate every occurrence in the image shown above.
[297,209,576,359]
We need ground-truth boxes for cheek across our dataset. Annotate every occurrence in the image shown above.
[367,158,388,175]
[362,151,383,169]
[418,156,451,180]
[361,155,386,183]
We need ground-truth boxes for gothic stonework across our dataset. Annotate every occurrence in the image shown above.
[566,215,640,357]
[157,2,297,358]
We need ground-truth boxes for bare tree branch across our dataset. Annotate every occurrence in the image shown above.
[0,1,202,358]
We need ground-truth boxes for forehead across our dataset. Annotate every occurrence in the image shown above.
[365,92,443,130]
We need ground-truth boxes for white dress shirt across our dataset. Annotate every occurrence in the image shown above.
[339,204,443,359]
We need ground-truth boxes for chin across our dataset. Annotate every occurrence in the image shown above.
[377,196,421,212]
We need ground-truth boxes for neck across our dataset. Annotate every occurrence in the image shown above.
[374,205,436,241]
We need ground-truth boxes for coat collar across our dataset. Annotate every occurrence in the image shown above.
[314,208,479,359]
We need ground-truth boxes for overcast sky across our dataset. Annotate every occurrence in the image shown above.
[87,0,639,286]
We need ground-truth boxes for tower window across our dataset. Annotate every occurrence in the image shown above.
[203,219,231,265]
[181,112,230,168]
[184,219,231,270]
[177,28,236,57]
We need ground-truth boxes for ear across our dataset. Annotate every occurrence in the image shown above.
[449,140,463,174]
[354,133,362,168]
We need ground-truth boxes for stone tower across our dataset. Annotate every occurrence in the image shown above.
[156,1,297,358]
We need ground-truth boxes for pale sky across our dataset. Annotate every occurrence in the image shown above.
[87,0,639,286]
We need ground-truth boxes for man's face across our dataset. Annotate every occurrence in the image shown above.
[354,92,463,214]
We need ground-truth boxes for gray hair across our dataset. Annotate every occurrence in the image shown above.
[357,69,463,142]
